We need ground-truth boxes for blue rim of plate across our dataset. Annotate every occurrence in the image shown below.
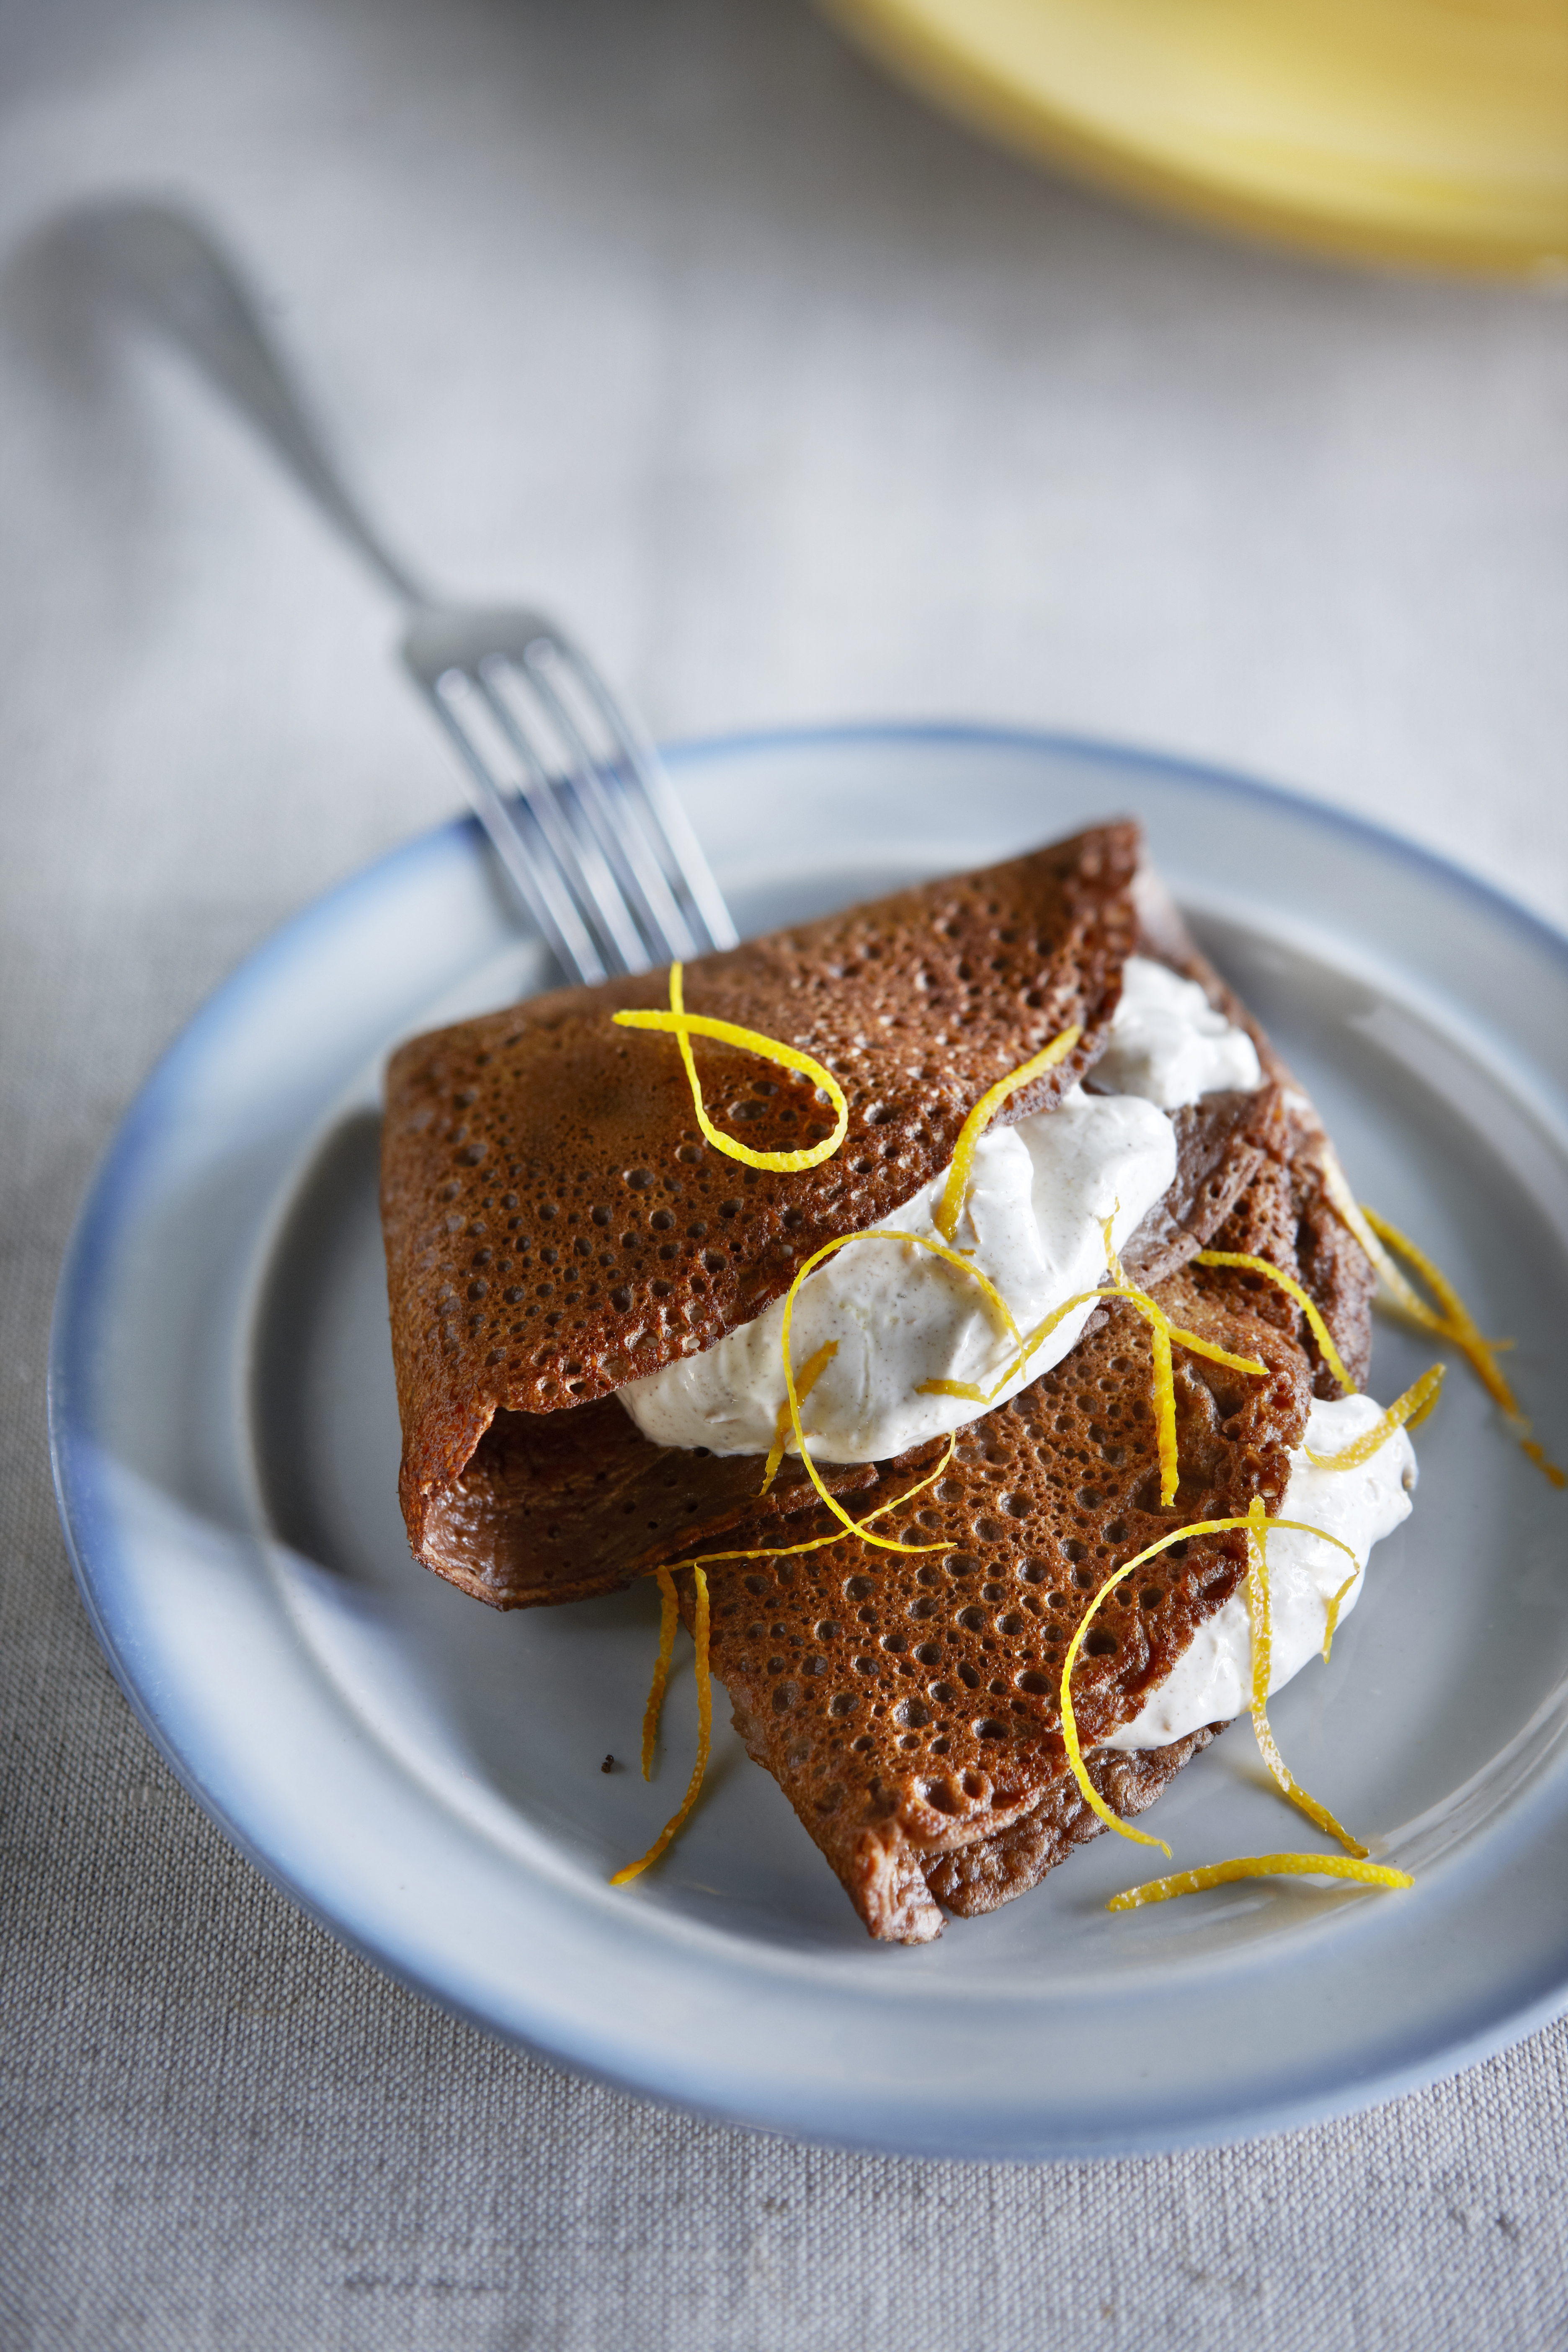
[47,720,1568,2159]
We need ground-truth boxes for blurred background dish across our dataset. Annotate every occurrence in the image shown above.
[822,0,1568,276]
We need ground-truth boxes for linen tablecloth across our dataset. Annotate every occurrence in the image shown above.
[3,2,1566,2343]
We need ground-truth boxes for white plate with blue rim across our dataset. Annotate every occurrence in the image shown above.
[49,724,1568,2161]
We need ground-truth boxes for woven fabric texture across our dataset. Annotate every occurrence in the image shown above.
[3,0,1568,2344]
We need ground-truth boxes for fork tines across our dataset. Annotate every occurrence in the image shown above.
[403,606,737,986]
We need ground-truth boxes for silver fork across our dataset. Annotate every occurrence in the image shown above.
[56,199,737,983]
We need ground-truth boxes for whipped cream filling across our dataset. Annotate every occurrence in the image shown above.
[1091,956,1262,1107]
[1100,1393,1416,1752]
[623,1090,1176,1461]
[622,957,1262,1464]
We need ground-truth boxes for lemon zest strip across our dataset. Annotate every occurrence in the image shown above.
[613,1438,963,1887]
[932,1025,1083,1244]
[1244,1496,1367,1857]
[612,963,849,1172]
[779,1232,1021,1551]
[640,1568,680,1779]
[1194,1250,1356,1395]
[758,1338,837,1495]
[918,1281,1266,1505]
[611,1564,712,1885]
[1318,1146,1430,1319]
[641,1434,958,1586]
[1060,1516,1253,1857]
[1016,1288,1269,1394]
[1305,1362,1446,1471]
[1060,1509,1360,1854]
[1107,1853,1413,1909]
[1321,1569,1359,1665]
[1523,1441,1566,1488]
[1319,1162,1560,1487]
[914,1206,1265,1501]
[1361,1208,1566,1489]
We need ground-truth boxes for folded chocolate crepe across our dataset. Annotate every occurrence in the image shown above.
[678,1223,1327,1941]
[385,823,1133,1596]
[381,820,1375,1936]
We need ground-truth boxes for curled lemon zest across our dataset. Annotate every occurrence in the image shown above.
[640,1568,680,1779]
[1318,1146,1430,1319]
[612,962,849,1172]
[918,1281,1266,1505]
[779,1232,1020,1550]
[1060,1516,1249,1857]
[921,1282,1268,1495]
[612,1565,712,1885]
[1321,1568,1359,1664]
[1060,1509,1361,1855]
[1244,1496,1367,1857]
[933,1024,1083,1244]
[1306,1362,1446,1471]
[914,1282,1104,1403]
[1361,1208,1566,1489]
[646,1432,957,1583]
[758,1338,837,1495]
[1194,1250,1356,1395]
[1107,1853,1412,1909]
[611,1439,961,1886]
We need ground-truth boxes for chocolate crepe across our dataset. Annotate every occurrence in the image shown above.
[680,1256,1315,1942]
[384,824,1140,1576]
[380,818,1380,1936]
[415,1074,1297,1609]
[389,869,1371,1613]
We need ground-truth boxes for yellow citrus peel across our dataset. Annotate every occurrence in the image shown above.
[778,1231,1021,1550]
[919,1211,1266,1506]
[1319,1152,1560,1488]
[1062,1506,1363,1860]
[611,1429,961,1886]
[612,1564,713,1886]
[1321,1568,1359,1665]
[758,1338,838,1495]
[920,1282,1265,1503]
[612,962,849,1172]
[1359,1207,1565,1489]
[1107,1853,1412,1908]
[1305,1361,1446,1471]
[932,1024,1083,1243]
[1243,1496,1367,1856]
[640,1568,680,1779]
[644,1433,958,1588]
[1194,1250,1357,1395]
[1318,1146,1428,1318]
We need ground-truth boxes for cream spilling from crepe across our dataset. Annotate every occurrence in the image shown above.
[1101,1393,1416,1751]
[621,957,1261,1463]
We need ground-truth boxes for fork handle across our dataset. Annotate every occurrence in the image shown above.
[62,199,429,607]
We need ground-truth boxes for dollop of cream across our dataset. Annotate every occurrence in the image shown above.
[622,956,1263,1464]
[1091,957,1262,1108]
[1099,1393,1416,1752]
[622,1090,1175,1461]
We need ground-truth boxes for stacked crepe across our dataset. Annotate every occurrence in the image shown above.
[381,821,1392,1940]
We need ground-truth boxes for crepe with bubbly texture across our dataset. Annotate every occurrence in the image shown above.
[379,821,1378,1937]
[381,824,1367,1606]
[384,825,1137,1588]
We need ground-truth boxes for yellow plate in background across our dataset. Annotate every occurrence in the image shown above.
[821,0,1568,276]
